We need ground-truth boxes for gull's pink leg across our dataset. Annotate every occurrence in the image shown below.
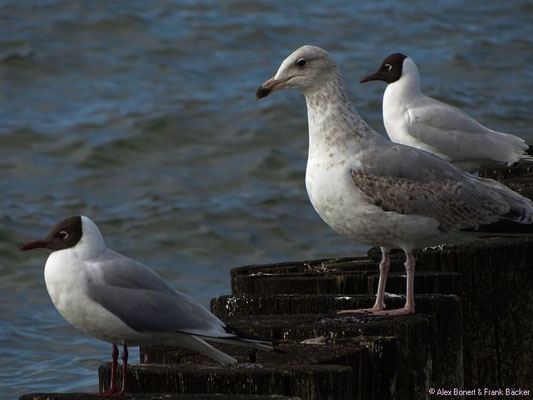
[112,345,128,396]
[373,248,391,311]
[373,250,415,316]
[338,247,390,314]
[404,251,415,312]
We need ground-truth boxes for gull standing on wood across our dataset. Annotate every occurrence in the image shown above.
[361,53,529,172]
[256,46,533,316]
[21,216,272,395]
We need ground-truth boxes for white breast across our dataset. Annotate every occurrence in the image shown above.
[383,82,419,147]
[305,153,388,245]
[44,250,143,345]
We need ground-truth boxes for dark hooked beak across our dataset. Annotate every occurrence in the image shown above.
[360,71,383,83]
[20,240,50,251]
[255,76,292,99]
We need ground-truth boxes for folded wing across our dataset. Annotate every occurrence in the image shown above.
[406,98,527,163]
[352,143,533,231]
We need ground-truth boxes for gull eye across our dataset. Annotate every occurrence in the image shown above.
[296,58,307,67]
[383,63,392,71]
[58,231,68,240]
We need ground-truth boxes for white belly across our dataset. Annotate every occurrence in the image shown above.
[305,156,382,244]
[305,155,448,251]
[44,251,145,345]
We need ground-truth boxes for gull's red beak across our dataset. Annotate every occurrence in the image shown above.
[20,240,50,251]
[360,72,382,83]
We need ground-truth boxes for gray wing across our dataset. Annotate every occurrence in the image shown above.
[353,143,533,231]
[87,251,229,337]
[406,97,526,162]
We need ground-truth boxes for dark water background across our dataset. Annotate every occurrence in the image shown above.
[1,0,532,397]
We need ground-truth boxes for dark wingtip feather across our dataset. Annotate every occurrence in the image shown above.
[465,219,533,233]
[224,324,273,344]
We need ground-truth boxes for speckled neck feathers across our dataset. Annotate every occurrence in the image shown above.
[304,69,382,157]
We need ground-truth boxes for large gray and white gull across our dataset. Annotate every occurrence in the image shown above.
[256,45,533,316]
[21,216,272,395]
[361,53,529,172]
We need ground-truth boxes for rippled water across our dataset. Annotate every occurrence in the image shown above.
[1,0,532,397]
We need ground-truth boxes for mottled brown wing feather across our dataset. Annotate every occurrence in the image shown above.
[350,170,509,231]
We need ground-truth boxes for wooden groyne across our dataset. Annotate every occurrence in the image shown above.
[20,161,533,400]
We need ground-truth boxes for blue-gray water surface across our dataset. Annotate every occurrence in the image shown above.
[1,1,532,398]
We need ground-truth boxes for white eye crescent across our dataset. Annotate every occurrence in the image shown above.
[384,63,392,71]
[296,58,307,67]
[59,231,68,239]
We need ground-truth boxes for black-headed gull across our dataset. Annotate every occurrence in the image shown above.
[256,45,533,316]
[361,53,529,172]
[21,216,272,395]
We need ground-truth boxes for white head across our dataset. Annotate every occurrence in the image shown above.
[256,45,340,98]
[20,215,106,259]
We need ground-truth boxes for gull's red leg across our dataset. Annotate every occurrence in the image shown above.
[86,344,119,396]
[112,344,128,396]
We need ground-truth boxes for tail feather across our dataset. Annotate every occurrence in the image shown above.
[475,176,533,225]
[201,336,273,352]
[504,206,533,225]
[200,324,273,351]
[487,130,528,164]
[469,219,533,233]
[516,154,533,164]
[499,189,533,225]
[176,324,274,354]
[177,334,238,365]
[223,324,270,343]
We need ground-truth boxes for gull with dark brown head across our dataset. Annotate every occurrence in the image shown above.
[256,45,533,316]
[21,216,272,395]
[361,53,529,172]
